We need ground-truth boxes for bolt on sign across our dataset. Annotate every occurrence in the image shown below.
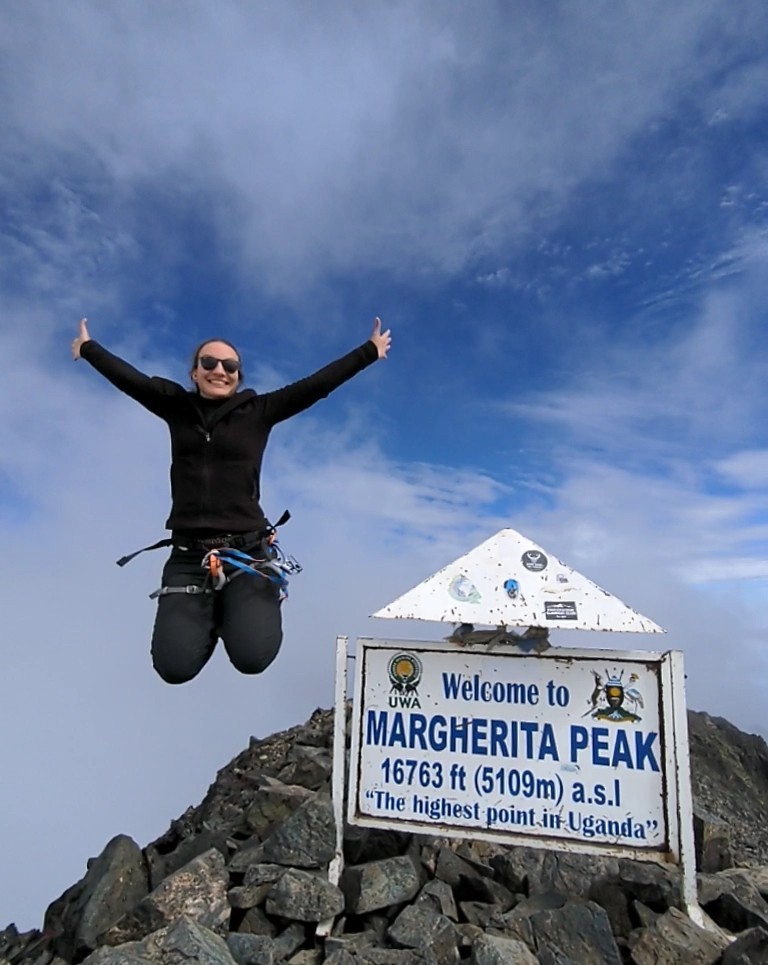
[348,639,689,863]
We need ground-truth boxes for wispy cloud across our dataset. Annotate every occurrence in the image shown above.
[2,1,758,293]
[508,248,768,461]
[715,449,768,488]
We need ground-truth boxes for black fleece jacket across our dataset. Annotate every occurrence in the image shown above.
[80,338,379,534]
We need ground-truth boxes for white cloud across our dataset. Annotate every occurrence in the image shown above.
[1,0,756,292]
[507,248,768,459]
[585,250,631,280]
[715,449,768,488]
[705,57,768,125]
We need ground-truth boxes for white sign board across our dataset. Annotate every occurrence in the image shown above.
[371,528,664,633]
[348,639,688,863]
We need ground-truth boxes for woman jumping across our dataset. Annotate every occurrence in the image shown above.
[72,317,391,684]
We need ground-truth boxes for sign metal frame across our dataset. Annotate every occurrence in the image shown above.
[347,637,691,866]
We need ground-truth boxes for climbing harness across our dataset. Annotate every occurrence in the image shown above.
[176,537,302,601]
[115,509,292,566]
[151,531,302,601]
[116,511,301,601]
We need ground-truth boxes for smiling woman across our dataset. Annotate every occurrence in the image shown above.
[190,339,243,398]
[70,315,391,685]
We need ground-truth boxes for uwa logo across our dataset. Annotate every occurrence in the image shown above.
[387,652,423,709]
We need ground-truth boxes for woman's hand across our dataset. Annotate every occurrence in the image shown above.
[71,317,91,360]
[370,316,392,359]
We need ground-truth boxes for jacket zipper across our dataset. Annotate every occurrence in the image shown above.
[196,424,212,514]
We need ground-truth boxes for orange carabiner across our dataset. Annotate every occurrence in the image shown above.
[208,552,223,582]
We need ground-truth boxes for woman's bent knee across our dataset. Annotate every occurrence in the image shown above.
[152,654,203,685]
[226,631,283,676]
[151,592,216,684]
[229,653,279,675]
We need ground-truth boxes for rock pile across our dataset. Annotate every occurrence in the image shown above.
[3,708,768,964]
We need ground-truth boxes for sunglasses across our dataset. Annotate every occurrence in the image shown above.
[198,355,241,375]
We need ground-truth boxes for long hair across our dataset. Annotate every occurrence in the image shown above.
[189,338,244,386]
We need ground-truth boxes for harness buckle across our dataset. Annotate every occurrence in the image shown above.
[149,583,209,600]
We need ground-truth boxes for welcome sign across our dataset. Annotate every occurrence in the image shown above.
[348,639,689,863]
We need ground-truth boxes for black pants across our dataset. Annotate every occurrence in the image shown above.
[151,545,283,684]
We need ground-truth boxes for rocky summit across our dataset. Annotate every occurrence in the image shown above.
[2,708,768,965]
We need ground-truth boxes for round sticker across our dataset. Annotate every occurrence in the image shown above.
[503,578,520,600]
[521,550,548,572]
[448,574,481,603]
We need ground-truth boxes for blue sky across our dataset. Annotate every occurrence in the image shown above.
[2,0,768,931]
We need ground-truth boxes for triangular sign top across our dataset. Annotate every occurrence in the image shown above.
[372,528,664,633]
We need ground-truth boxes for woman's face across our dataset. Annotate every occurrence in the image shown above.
[191,340,241,399]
